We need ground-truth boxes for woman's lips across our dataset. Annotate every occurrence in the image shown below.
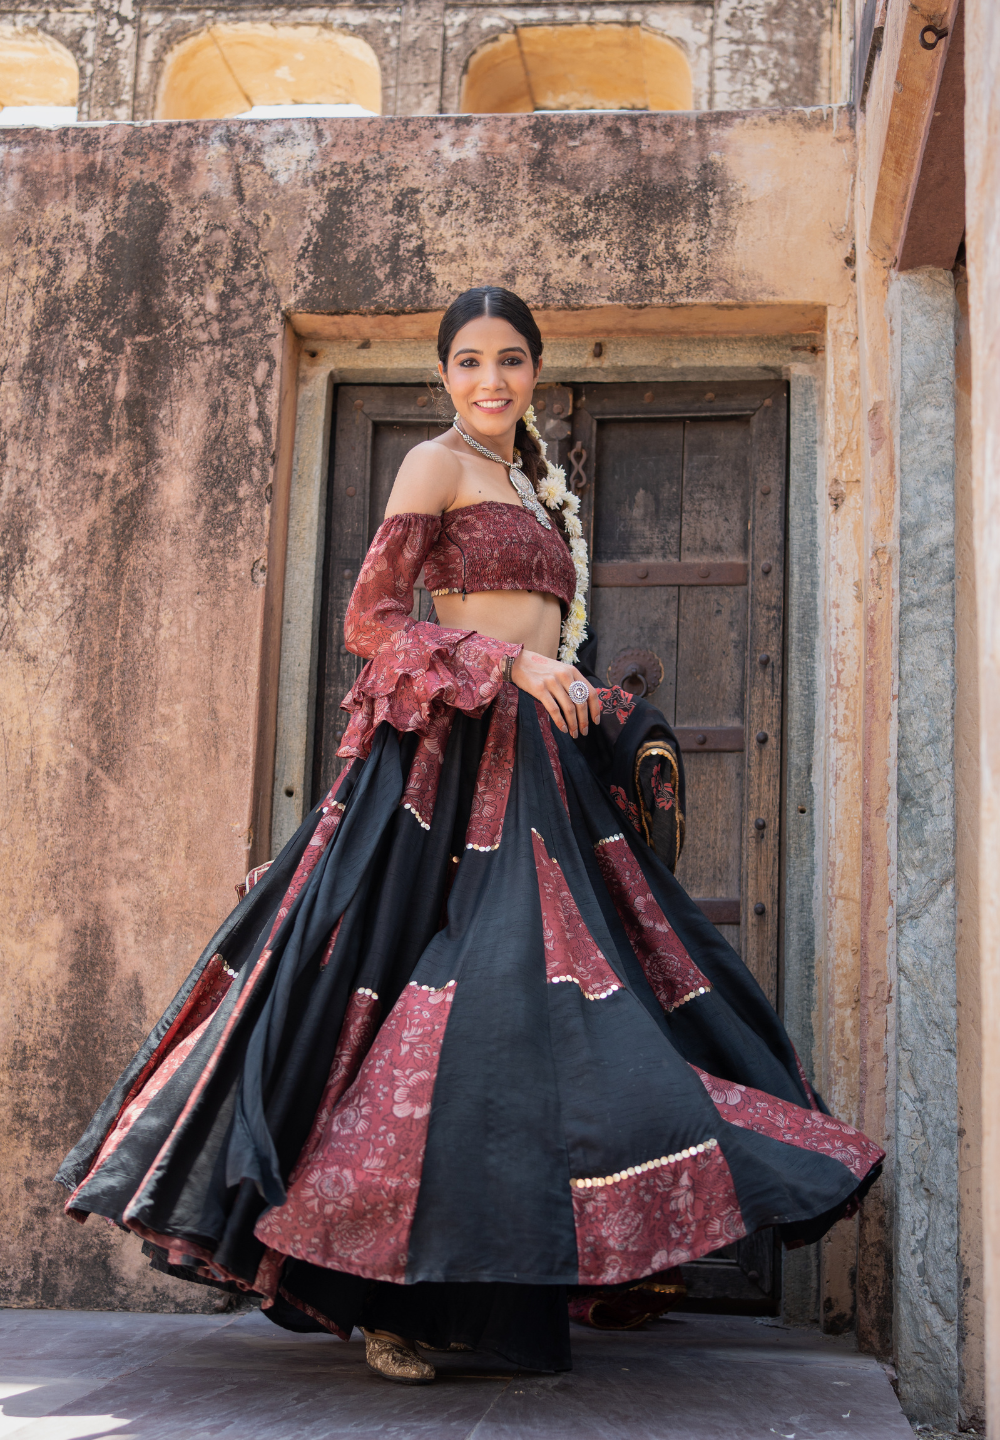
[474,398,512,411]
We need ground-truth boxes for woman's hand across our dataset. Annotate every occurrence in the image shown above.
[511,649,602,738]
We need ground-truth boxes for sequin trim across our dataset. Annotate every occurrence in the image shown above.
[549,974,621,1001]
[571,1139,719,1188]
[466,841,499,851]
[594,833,625,848]
[674,985,710,1008]
[356,987,379,1000]
[403,801,431,830]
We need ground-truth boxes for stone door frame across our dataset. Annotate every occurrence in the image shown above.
[266,313,827,1318]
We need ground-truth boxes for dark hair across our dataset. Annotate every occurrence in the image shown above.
[437,286,548,493]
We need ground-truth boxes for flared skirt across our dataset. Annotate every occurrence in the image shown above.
[57,686,883,1360]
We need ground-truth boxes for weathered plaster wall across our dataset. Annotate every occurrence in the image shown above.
[963,2,1000,1432]
[9,0,838,122]
[817,292,865,1340]
[890,267,959,1424]
[0,108,855,1309]
[952,265,985,1433]
[779,362,824,1328]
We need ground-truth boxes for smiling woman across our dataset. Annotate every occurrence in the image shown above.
[57,286,883,1389]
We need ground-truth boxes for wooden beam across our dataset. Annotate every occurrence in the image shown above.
[898,0,965,271]
[866,0,961,261]
[289,302,827,344]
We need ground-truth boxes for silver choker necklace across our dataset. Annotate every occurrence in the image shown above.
[452,421,552,530]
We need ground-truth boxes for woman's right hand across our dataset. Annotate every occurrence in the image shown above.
[511,649,602,738]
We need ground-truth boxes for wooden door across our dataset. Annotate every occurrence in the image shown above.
[312,385,448,801]
[313,379,788,1314]
[560,379,788,1315]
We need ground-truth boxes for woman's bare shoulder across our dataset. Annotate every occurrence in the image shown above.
[384,435,461,518]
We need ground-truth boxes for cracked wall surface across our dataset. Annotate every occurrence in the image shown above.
[891,267,960,1423]
[1,0,837,121]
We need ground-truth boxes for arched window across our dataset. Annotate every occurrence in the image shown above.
[0,26,78,125]
[461,24,692,114]
[156,24,381,121]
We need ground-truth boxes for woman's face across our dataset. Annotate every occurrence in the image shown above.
[438,315,541,441]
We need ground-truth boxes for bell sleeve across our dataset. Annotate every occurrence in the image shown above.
[337,512,523,759]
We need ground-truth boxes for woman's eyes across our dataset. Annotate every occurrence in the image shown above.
[456,356,525,368]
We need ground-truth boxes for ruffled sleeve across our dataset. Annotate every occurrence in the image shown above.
[338,512,523,759]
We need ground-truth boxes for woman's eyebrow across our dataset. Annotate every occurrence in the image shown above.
[452,345,528,358]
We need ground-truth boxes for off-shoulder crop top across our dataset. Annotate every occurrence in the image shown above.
[423,501,577,613]
[340,507,573,760]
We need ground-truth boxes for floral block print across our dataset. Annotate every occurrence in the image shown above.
[254,981,456,1282]
[401,708,455,832]
[694,1069,885,1181]
[287,990,382,1183]
[465,683,519,851]
[339,514,519,760]
[572,1143,745,1284]
[423,502,577,611]
[532,829,622,1001]
[265,801,344,945]
[593,836,711,1011]
[599,687,638,727]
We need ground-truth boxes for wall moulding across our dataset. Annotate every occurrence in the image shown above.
[290,303,827,345]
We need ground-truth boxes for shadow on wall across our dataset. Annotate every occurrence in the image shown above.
[0,24,78,125]
[155,23,382,120]
[461,23,693,113]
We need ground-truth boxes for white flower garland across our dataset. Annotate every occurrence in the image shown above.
[522,404,589,666]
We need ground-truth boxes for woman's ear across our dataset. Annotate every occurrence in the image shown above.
[437,360,450,394]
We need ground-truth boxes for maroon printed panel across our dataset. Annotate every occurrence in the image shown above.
[532,829,621,1001]
[593,837,711,1012]
[254,981,456,1283]
[693,1069,885,1181]
[572,1145,746,1285]
[464,683,519,851]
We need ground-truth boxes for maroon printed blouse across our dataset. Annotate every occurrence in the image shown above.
[340,506,573,760]
[424,502,577,613]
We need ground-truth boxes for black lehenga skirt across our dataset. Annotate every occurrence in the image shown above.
[57,686,883,1372]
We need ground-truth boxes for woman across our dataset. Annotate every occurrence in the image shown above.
[57,287,883,1385]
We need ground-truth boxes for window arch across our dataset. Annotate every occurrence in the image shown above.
[461,24,692,114]
[0,25,78,118]
[156,24,381,121]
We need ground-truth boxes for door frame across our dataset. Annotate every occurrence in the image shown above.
[265,320,827,1317]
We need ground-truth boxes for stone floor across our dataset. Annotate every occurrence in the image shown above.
[0,1306,915,1439]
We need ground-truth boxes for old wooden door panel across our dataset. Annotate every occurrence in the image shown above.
[314,377,788,1317]
[568,380,787,1317]
[590,419,683,703]
[313,386,446,801]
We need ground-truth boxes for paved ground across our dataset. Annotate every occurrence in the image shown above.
[0,1307,915,1439]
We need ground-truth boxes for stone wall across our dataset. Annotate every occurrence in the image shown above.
[891,267,959,1422]
[963,2,1000,1431]
[3,0,836,122]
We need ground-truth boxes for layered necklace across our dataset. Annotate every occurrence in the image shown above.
[452,420,552,529]
[451,411,590,666]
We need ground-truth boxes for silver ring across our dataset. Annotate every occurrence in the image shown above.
[568,680,589,705]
